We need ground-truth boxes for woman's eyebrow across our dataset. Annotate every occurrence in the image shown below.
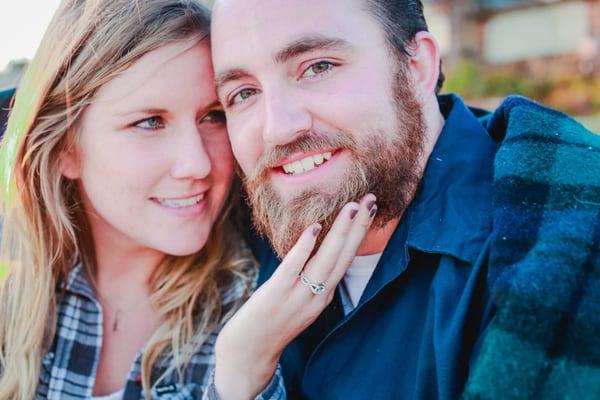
[114,108,169,117]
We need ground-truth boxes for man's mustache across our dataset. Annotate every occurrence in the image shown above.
[247,131,358,181]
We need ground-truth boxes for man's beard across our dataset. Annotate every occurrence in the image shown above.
[243,67,426,258]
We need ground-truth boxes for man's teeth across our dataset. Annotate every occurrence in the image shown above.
[157,193,204,208]
[282,152,332,175]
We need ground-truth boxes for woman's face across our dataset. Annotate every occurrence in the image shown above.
[62,40,234,256]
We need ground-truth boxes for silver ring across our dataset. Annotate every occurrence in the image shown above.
[299,272,326,295]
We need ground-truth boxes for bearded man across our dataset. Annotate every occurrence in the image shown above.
[206,0,600,399]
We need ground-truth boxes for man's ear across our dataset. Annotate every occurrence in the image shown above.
[406,31,441,101]
[59,149,81,180]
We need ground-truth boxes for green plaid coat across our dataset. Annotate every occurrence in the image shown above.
[463,96,600,399]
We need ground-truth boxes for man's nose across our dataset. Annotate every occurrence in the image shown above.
[170,122,212,180]
[262,86,312,146]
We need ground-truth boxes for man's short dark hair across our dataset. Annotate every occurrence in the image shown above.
[363,0,445,94]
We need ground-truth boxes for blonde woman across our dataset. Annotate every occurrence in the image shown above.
[0,0,255,398]
[0,0,377,399]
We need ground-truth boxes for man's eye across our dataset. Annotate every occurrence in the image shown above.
[230,88,258,105]
[201,110,226,125]
[301,61,336,78]
[135,116,165,130]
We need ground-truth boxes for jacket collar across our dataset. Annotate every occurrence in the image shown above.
[361,94,498,303]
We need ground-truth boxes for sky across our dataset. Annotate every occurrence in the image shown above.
[0,0,62,70]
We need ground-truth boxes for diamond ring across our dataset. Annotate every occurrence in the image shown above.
[299,272,327,295]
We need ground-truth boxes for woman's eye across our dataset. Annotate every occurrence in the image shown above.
[230,88,258,105]
[302,61,336,78]
[135,116,165,130]
[201,110,226,125]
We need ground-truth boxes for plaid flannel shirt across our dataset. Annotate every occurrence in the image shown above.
[35,264,286,399]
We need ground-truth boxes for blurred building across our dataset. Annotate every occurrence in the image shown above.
[0,59,28,90]
[425,0,600,77]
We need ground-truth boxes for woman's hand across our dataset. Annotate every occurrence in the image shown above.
[214,193,377,399]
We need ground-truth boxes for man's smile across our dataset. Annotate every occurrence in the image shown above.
[281,151,333,175]
[269,150,348,191]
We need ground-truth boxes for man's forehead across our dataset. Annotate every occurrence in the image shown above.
[211,0,371,61]
[213,0,364,24]
[213,0,364,45]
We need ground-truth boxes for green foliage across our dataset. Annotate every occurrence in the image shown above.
[444,60,484,97]
[482,71,552,100]
[444,60,600,115]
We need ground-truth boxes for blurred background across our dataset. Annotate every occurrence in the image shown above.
[1,0,600,132]
[425,0,600,131]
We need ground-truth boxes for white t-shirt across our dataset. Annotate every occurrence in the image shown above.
[340,252,382,315]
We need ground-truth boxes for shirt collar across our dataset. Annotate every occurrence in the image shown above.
[375,94,498,279]
[406,94,497,264]
[64,263,96,300]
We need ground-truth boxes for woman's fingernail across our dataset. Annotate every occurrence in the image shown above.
[312,225,322,236]
[369,206,378,218]
[349,209,358,220]
[367,200,376,210]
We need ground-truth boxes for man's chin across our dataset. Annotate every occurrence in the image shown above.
[269,173,349,202]
[270,184,340,205]
[248,174,370,258]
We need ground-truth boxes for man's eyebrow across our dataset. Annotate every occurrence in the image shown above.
[214,36,351,95]
[214,68,251,96]
[274,35,352,64]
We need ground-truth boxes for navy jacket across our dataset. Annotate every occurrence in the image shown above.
[251,94,498,399]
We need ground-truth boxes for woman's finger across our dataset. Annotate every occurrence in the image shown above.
[328,198,377,287]
[272,223,322,282]
[300,197,369,290]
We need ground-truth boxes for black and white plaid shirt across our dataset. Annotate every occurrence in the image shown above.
[35,264,285,399]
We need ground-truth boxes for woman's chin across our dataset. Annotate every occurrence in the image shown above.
[158,236,209,257]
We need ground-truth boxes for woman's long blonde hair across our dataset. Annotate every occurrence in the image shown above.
[0,1,254,398]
